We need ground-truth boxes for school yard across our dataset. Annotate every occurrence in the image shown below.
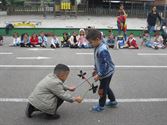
[0,36,167,125]
[0,15,147,29]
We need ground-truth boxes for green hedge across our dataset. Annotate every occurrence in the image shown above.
[0,27,143,37]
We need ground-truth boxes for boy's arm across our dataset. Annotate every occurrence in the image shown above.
[147,13,151,25]
[123,9,127,17]
[157,13,161,24]
[63,85,69,91]
[48,82,75,103]
[98,50,111,77]
[38,37,41,43]
[51,39,56,47]
[63,85,76,91]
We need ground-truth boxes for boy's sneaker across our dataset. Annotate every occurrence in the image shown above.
[105,100,118,108]
[92,105,104,112]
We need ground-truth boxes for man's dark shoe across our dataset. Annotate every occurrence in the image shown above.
[25,103,36,118]
[45,114,60,120]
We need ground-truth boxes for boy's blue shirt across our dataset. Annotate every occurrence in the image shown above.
[38,36,48,43]
[94,42,115,79]
[20,37,30,44]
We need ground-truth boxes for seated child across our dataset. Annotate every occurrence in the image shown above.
[61,32,70,47]
[38,32,48,48]
[20,33,30,47]
[26,64,83,119]
[0,35,3,46]
[123,33,139,49]
[78,29,89,48]
[106,34,115,48]
[9,32,20,47]
[141,31,157,49]
[154,31,165,49]
[50,34,60,48]
[116,35,125,49]
[30,33,39,47]
[69,32,79,48]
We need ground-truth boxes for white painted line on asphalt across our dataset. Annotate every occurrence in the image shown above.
[84,98,167,103]
[0,98,27,102]
[27,48,54,51]
[0,65,92,68]
[0,98,167,103]
[76,53,93,55]
[0,65,167,68]
[0,65,55,68]
[138,53,167,56]
[116,65,167,68]
[0,52,13,55]
[16,57,51,60]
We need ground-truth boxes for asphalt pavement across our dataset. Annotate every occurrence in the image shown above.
[0,37,167,125]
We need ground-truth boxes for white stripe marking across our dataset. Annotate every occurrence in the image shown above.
[16,57,51,60]
[138,53,167,56]
[0,98,167,103]
[76,53,93,55]
[0,52,13,55]
[27,48,54,51]
[0,65,167,68]
[116,65,167,68]
[83,98,167,103]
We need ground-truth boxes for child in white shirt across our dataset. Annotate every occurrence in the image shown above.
[50,35,60,48]
[9,32,20,47]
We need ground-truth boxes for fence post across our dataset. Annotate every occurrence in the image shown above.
[164,4,167,18]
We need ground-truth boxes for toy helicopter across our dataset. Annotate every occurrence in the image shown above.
[77,70,98,99]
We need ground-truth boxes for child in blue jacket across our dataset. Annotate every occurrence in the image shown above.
[86,29,118,112]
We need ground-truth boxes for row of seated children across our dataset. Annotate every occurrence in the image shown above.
[105,32,139,49]
[61,29,91,48]
[141,31,165,49]
[105,31,166,49]
[7,29,166,50]
[10,29,90,49]
[9,32,59,48]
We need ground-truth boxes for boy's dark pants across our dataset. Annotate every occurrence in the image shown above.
[98,74,116,107]
[28,97,64,115]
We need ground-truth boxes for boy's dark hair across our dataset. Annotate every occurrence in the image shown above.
[54,64,70,74]
[86,29,101,41]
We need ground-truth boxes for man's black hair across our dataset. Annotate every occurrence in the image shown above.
[54,64,70,74]
[86,29,101,41]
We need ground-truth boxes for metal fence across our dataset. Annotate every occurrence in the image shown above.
[7,6,54,15]
[77,7,147,17]
[7,4,167,18]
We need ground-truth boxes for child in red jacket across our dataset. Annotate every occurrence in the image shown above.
[123,33,139,49]
[30,33,39,47]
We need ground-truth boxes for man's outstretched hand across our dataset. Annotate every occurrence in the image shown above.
[74,96,83,103]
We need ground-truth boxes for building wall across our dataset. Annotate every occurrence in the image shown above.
[154,0,167,5]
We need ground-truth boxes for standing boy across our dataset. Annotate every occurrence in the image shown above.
[26,64,82,119]
[86,29,118,112]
